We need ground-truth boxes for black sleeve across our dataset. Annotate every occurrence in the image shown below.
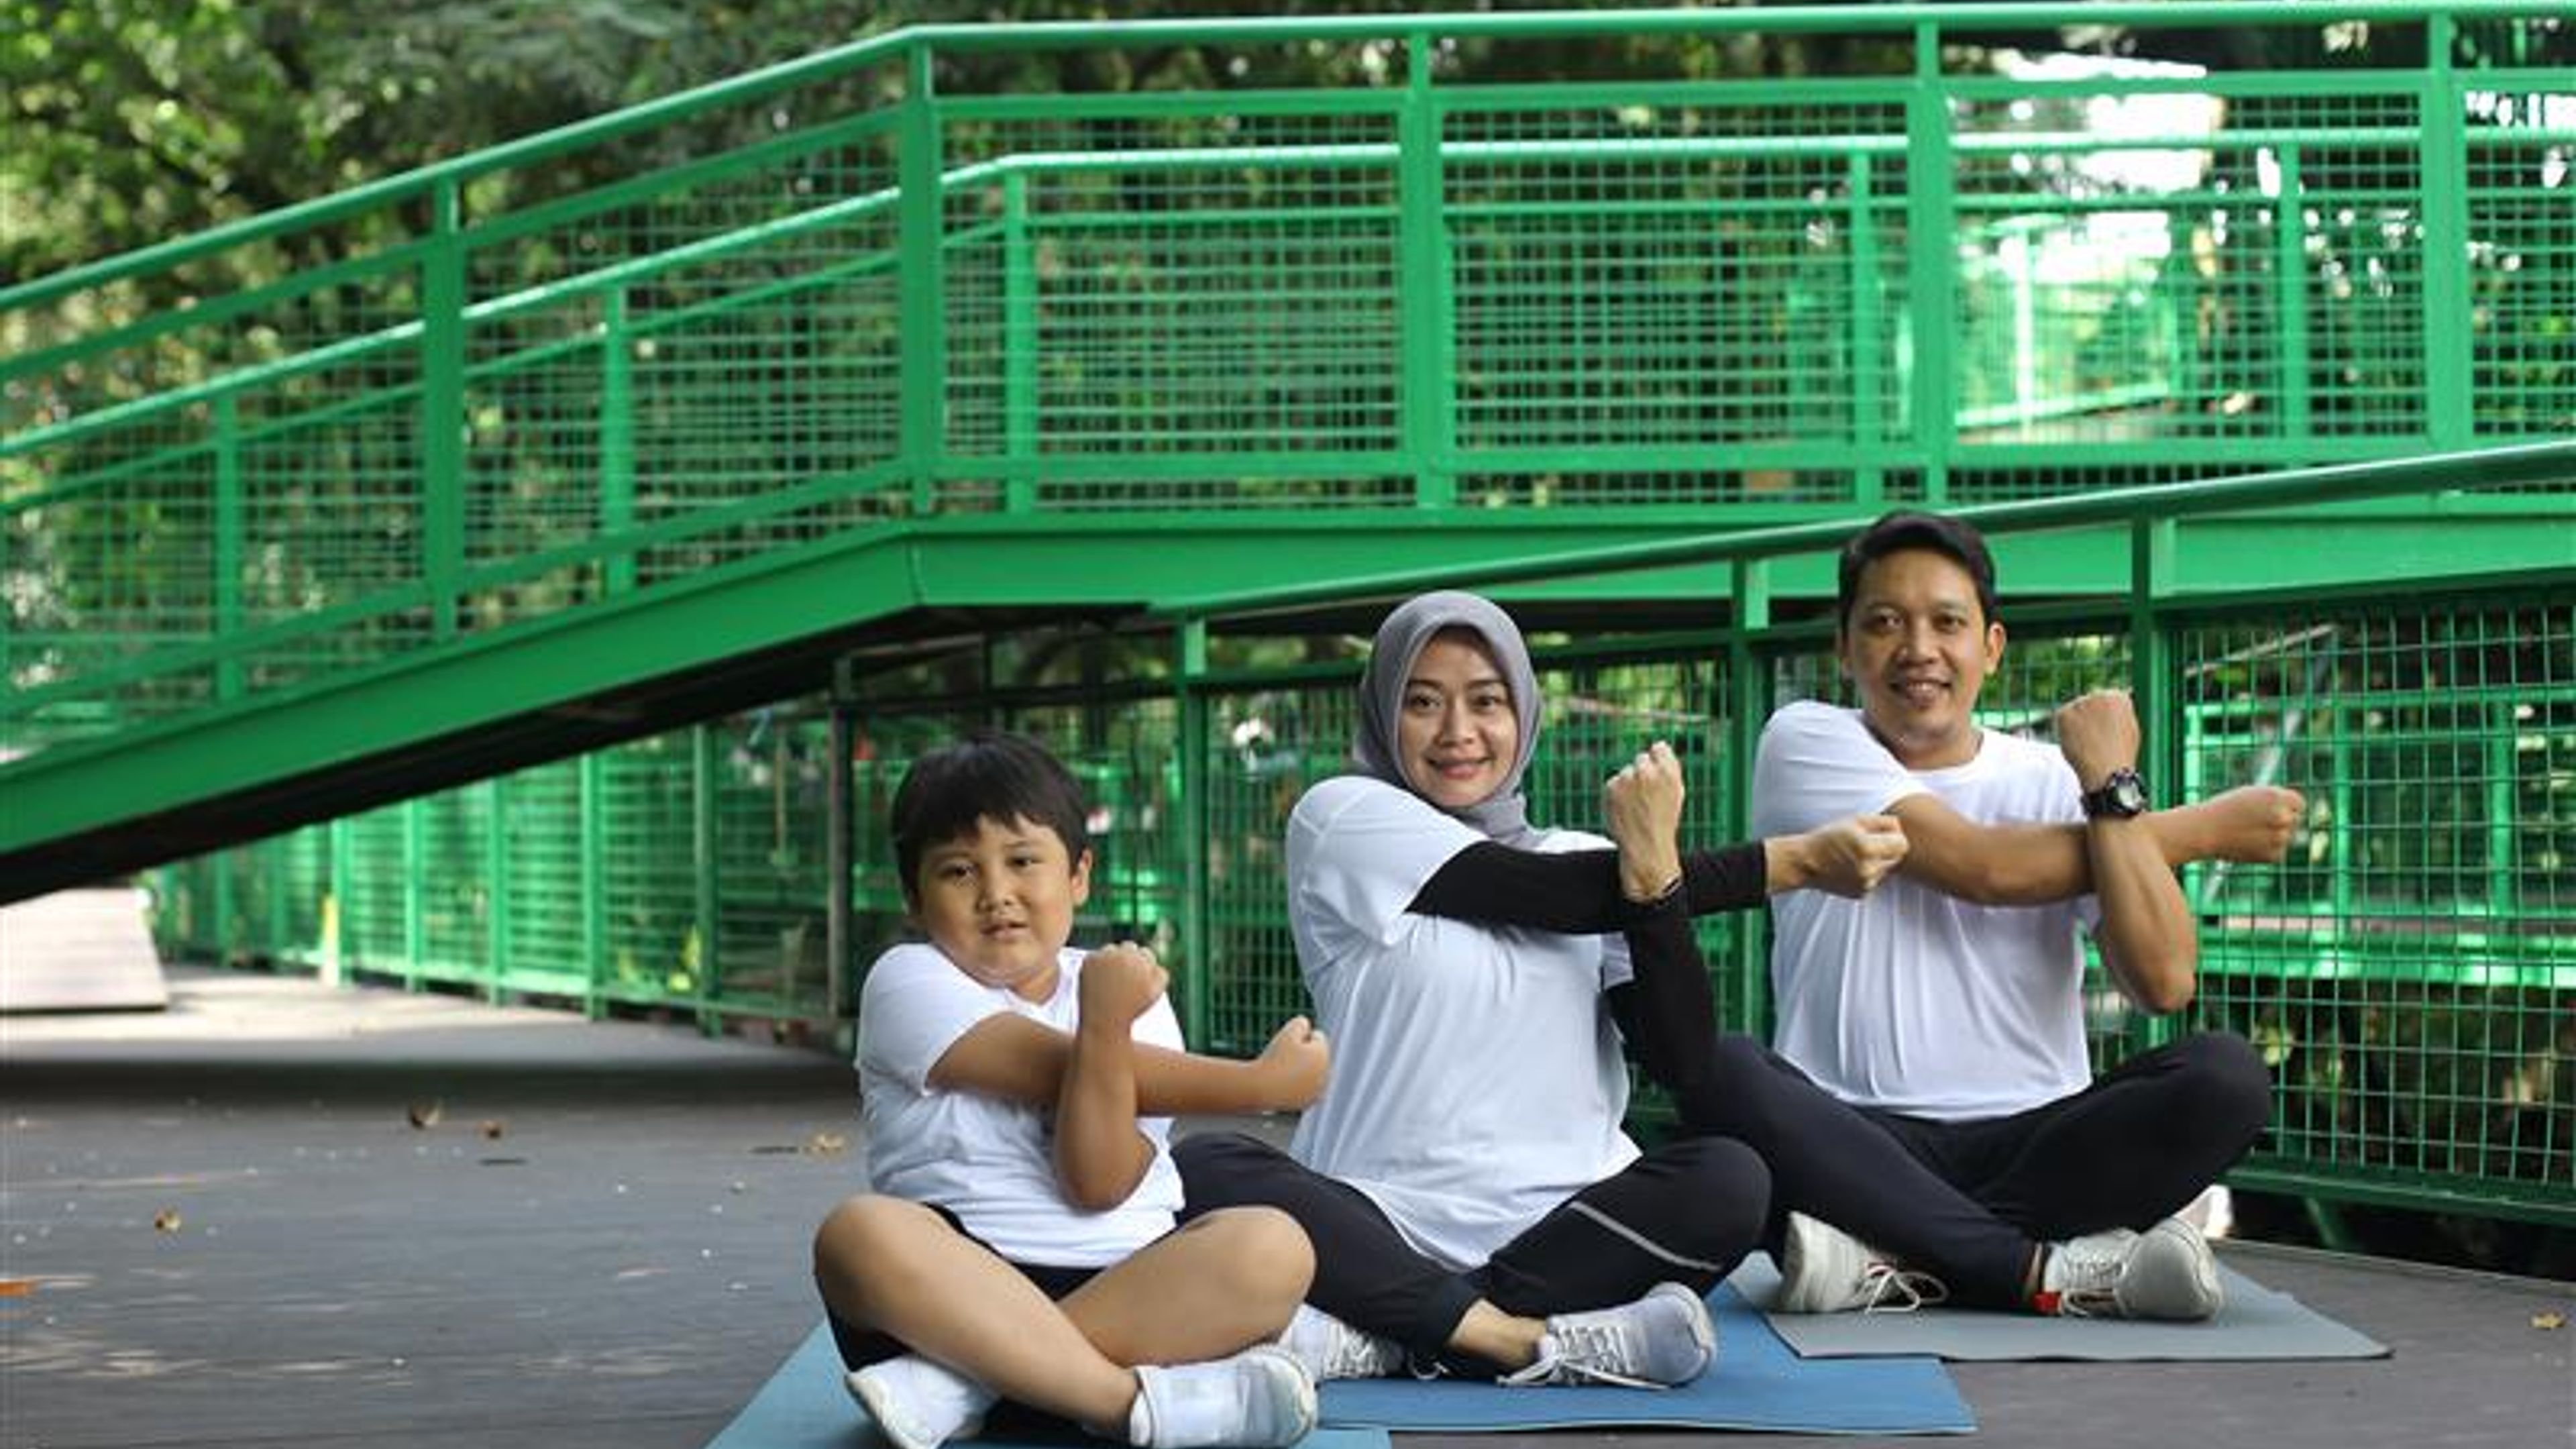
[1405,839,1773,931]
[1604,899,1722,1117]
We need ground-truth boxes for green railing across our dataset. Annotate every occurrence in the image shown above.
[7,3,2572,776]
[161,443,2576,1225]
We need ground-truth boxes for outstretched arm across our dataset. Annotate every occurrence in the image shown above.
[1893,783,2303,906]
[930,1009,1326,1118]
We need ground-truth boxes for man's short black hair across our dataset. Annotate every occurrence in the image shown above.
[890,730,1091,902]
[1835,510,2001,629]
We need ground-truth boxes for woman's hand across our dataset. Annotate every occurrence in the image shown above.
[1604,741,1686,902]
[1768,814,1909,898]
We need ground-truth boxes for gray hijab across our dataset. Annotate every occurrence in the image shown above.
[1350,590,1544,845]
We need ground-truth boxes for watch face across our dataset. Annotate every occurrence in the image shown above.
[2112,774,2148,814]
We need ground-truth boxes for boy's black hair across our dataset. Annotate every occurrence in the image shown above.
[890,730,1091,901]
[1835,509,2002,629]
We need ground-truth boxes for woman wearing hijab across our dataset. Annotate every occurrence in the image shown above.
[1177,591,1920,1389]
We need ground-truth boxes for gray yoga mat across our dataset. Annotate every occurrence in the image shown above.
[1732,1255,2389,1362]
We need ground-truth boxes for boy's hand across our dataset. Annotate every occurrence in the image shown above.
[1250,1015,1330,1110]
[2055,690,2142,789]
[2200,785,2305,863]
[1079,942,1167,1028]
[1777,814,1909,898]
[1603,741,1686,902]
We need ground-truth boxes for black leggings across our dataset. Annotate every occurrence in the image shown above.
[1856,1032,2272,1243]
[1665,1030,2267,1307]
[1175,1130,1768,1375]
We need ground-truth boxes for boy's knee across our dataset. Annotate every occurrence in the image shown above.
[1189,1205,1316,1299]
[813,1193,931,1274]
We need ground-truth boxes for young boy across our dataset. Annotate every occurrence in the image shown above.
[813,731,1330,1449]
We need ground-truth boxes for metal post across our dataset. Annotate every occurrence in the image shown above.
[2420,13,2473,450]
[602,286,638,597]
[828,704,857,1021]
[403,798,427,990]
[1399,31,1456,509]
[1726,558,1772,1028]
[213,393,245,702]
[423,178,468,638]
[485,775,508,1003]
[694,722,722,1034]
[1175,620,1212,1050]
[1905,21,1955,503]
[2273,147,2312,441]
[2131,517,2180,1051]
[899,42,945,515]
[1003,171,1038,513]
[1848,150,1884,506]
[582,751,608,1019]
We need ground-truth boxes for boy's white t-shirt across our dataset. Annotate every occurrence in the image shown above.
[1285,775,1639,1272]
[857,941,1185,1267]
[1751,701,2098,1121]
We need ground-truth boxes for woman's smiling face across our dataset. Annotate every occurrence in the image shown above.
[1395,629,1521,811]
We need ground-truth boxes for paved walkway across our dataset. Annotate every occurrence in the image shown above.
[3,967,2569,1449]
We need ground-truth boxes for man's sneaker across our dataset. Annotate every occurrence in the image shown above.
[1277,1303,1403,1381]
[1128,1344,1318,1448]
[1774,1211,1951,1313]
[2037,1217,2224,1321]
[1498,1281,1715,1389]
[847,1354,998,1449]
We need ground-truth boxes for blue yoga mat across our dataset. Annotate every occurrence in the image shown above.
[1318,1284,1972,1436]
[702,1322,1391,1449]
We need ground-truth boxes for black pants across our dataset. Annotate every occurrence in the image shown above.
[1175,1130,1767,1376]
[1660,1031,2267,1308]
[1859,1032,2273,1244]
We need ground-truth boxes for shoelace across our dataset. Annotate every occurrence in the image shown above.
[1497,1322,1661,1389]
[1856,1263,1951,1313]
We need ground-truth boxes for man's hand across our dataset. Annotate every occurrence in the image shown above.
[2197,784,2305,863]
[1604,741,1686,902]
[1249,1015,1330,1110]
[1078,942,1168,1027]
[2055,690,2142,790]
[1773,814,1910,897]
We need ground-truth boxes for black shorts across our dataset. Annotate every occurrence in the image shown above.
[824,1201,1104,1371]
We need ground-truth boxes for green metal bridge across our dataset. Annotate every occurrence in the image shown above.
[5,5,2574,1228]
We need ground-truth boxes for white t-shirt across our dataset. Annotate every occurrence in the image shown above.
[857,941,1185,1267]
[1751,701,2098,1122]
[1285,775,1640,1271]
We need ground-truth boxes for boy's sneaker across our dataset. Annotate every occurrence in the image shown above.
[1774,1212,1951,1313]
[1129,1344,1318,1449]
[2037,1216,2224,1321]
[847,1354,998,1449]
[1498,1281,1715,1389]
[1277,1303,1404,1381]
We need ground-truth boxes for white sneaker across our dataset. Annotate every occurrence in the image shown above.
[1774,1211,1950,1313]
[847,1354,998,1449]
[1498,1281,1715,1389]
[2041,1216,2224,1321]
[1277,1303,1403,1381]
[1128,1344,1318,1448]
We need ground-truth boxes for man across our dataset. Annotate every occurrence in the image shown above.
[1750,510,2298,1315]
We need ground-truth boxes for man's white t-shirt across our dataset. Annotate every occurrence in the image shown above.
[1285,775,1639,1271]
[1751,701,2098,1122]
[857,941,1185,1267]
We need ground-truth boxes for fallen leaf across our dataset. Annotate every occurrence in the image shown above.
[152,1210,182,1234]
[479,1119,506,1140]
[804,1130,848,1156]
[407,1101,443,1130]
[2534,1312,2567,1331]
